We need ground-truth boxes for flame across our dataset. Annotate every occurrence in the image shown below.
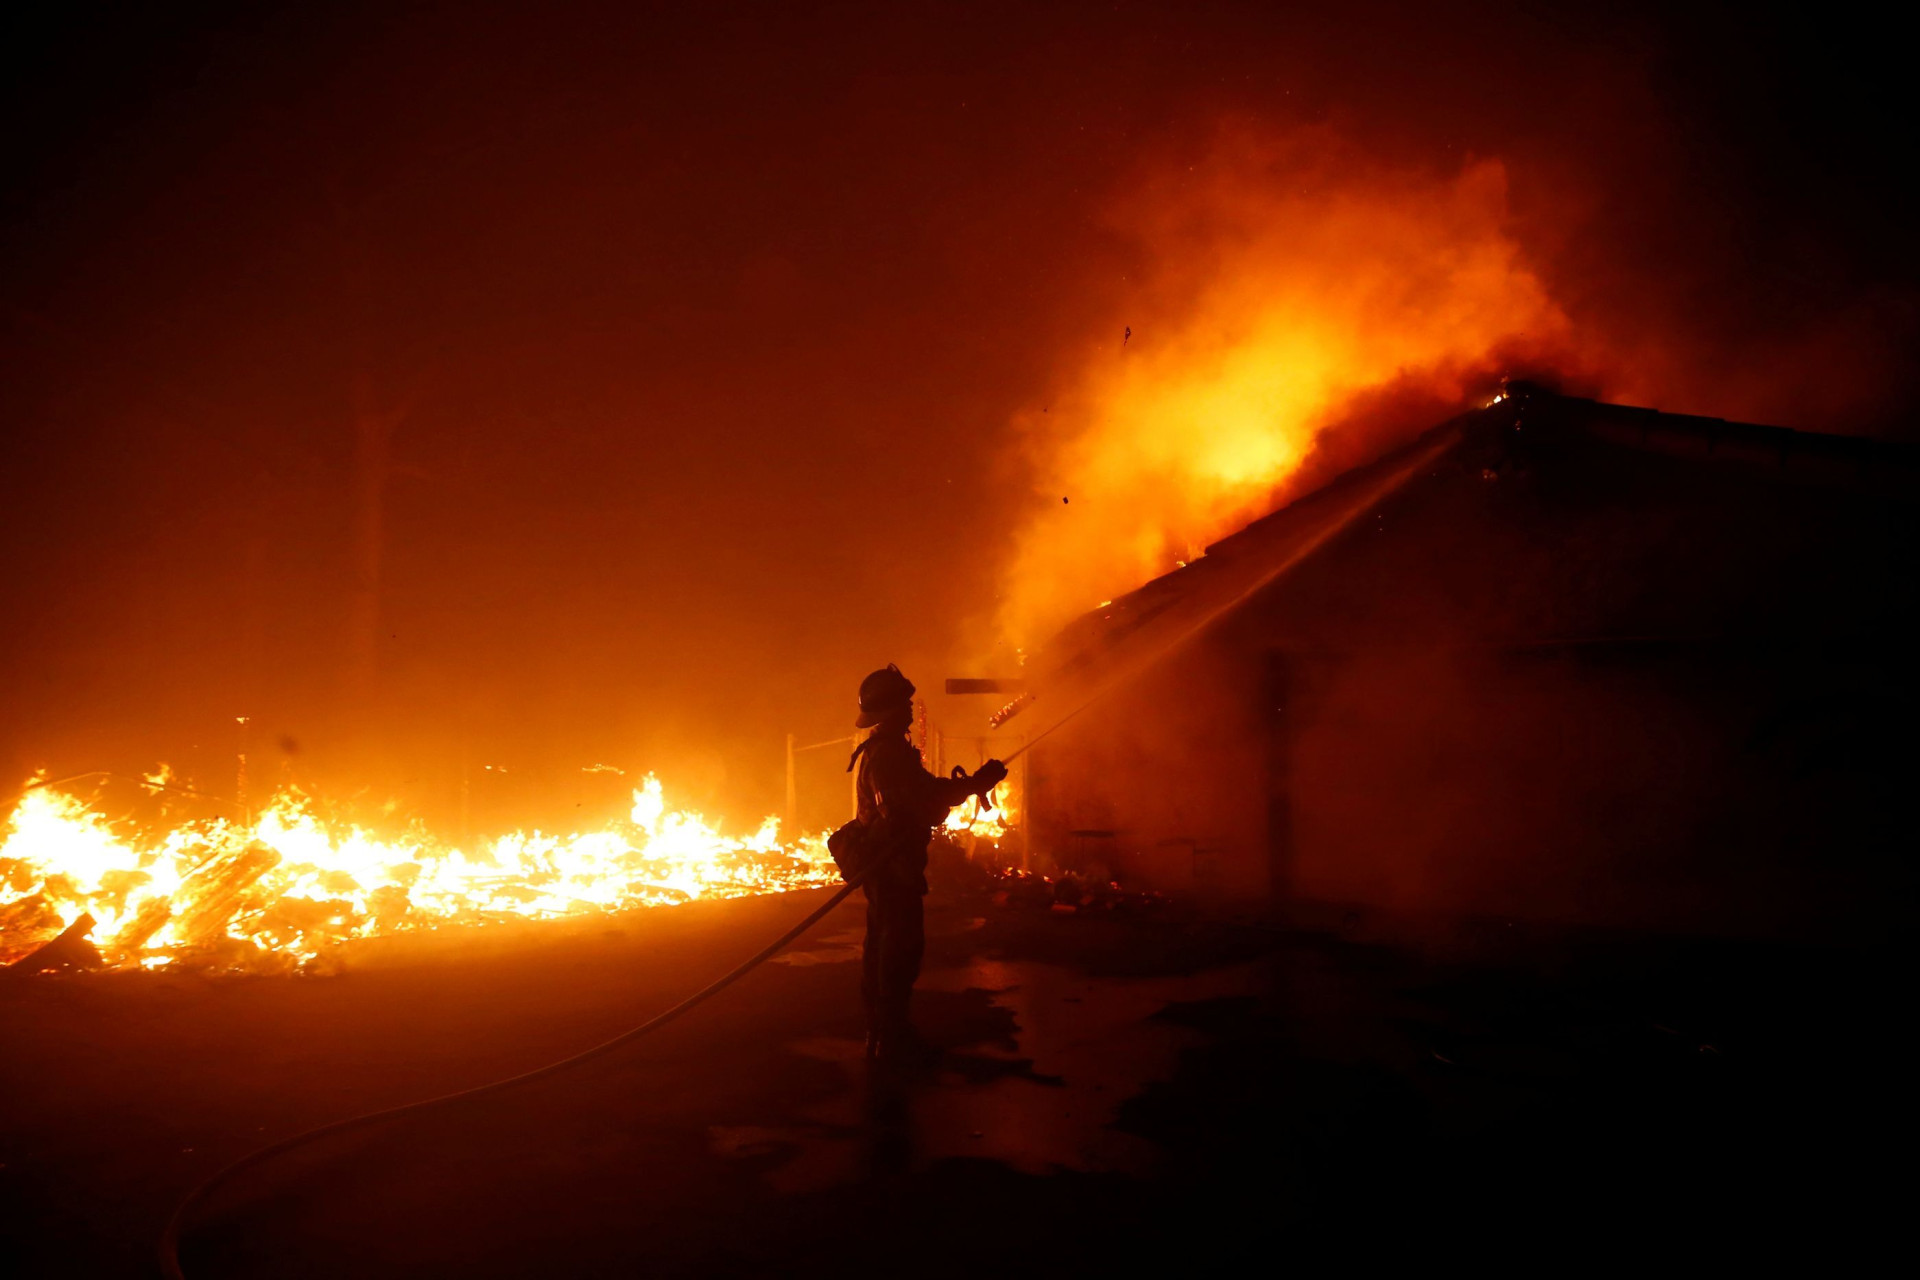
[943,779,1017,843]
[0,773,837,971]
[998,127,1575,646]
[0,764,1023,972]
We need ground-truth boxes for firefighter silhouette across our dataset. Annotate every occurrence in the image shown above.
[844,665,1005,1059]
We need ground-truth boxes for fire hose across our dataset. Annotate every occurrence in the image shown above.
[153,759,1030,1279]
[151,618,1236,1276]
[156,861,876,1278]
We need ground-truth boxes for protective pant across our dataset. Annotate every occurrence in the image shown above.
[861,879,925,1035]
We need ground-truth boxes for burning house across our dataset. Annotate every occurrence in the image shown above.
[1012,385,1919,941]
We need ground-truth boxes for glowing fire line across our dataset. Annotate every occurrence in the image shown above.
[1,770,1012,973]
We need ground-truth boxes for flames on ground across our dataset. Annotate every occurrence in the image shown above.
[0,770,1013,973]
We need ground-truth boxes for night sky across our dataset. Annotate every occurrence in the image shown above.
[3,1,1912,831]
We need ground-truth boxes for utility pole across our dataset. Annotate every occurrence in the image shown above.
[344,371,391,711]
[784,733,797,831]
[459,735,473,847]
[330,181,421,739]
[234,715,252,825]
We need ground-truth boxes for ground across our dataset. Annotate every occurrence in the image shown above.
[0,881,1902,1277]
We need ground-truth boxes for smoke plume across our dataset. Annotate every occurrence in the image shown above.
[996,127,1574,649]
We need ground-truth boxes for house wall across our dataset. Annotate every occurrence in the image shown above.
[1029,638,1271,899]
[1029,429,1918,940]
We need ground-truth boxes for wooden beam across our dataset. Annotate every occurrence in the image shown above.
[5,913,101,976]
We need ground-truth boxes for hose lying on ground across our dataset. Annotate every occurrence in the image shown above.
[155,868,876,1280]
[156,736,1069,1277]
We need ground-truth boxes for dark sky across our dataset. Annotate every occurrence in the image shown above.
[2,1,1912,830]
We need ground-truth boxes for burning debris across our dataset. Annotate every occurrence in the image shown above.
[990,869,1170,917]
[0,770,1018,974]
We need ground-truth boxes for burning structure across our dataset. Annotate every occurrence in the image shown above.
[1012,385,1919,941]
[17,378,1908,975]
[0,764,1015,974]
[0,775,839,972]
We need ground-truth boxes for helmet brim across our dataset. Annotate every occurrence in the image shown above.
[854,701,906,728]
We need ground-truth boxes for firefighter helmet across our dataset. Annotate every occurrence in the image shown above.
[855,664,916,727]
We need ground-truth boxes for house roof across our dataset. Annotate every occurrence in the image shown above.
[1004,385,1920,730]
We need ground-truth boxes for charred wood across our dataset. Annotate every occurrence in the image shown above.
[172,843,281,945]
[108,897,173,955]
[5,912,101,975]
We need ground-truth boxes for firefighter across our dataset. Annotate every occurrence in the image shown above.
[846,664,1006,1060]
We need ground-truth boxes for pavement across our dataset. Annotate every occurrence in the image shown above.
[0,879,1904,1276]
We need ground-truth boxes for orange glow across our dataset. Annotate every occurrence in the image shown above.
[998,129,1573,647]
[0,764,1022,972]
[943,784,1015,844]
[0,774,835,971]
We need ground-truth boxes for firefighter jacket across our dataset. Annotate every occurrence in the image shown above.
[854,731,974,894]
